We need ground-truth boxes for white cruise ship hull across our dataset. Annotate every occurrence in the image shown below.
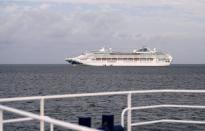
[65,58,171,66]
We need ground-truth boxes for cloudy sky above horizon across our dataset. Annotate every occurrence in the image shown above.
[0,0,205,64]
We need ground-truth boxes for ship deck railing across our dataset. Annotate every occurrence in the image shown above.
[1,89,205,131]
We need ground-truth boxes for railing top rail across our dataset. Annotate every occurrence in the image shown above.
[1,89,205,102]
[0,104,99,131]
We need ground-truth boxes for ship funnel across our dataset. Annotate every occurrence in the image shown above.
[99,48,105,52]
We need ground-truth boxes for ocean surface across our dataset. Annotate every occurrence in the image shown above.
[0,64,205,131]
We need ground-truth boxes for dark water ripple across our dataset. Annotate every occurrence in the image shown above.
[0,64,205,131]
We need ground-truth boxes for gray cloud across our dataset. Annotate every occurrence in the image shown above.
[0,1,205,64]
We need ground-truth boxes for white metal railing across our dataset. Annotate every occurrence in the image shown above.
[0,104,99,131]
[121,104,205,127]
[1,89,205,131]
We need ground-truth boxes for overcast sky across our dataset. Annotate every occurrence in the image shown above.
[0,0,205,64]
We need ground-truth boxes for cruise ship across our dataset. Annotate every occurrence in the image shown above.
[65,47,173,66]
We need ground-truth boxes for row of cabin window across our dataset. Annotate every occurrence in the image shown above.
[94,58,154,61]
[158,58,171,63]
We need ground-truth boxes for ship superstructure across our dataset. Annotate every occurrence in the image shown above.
[65,47,172,66]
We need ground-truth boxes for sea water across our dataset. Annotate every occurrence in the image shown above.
[0,64,205,131]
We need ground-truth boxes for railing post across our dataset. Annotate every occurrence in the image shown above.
[0,110,3,131]
[40,98,45,131]
[127,93,132,131]
[50,123,54,131]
